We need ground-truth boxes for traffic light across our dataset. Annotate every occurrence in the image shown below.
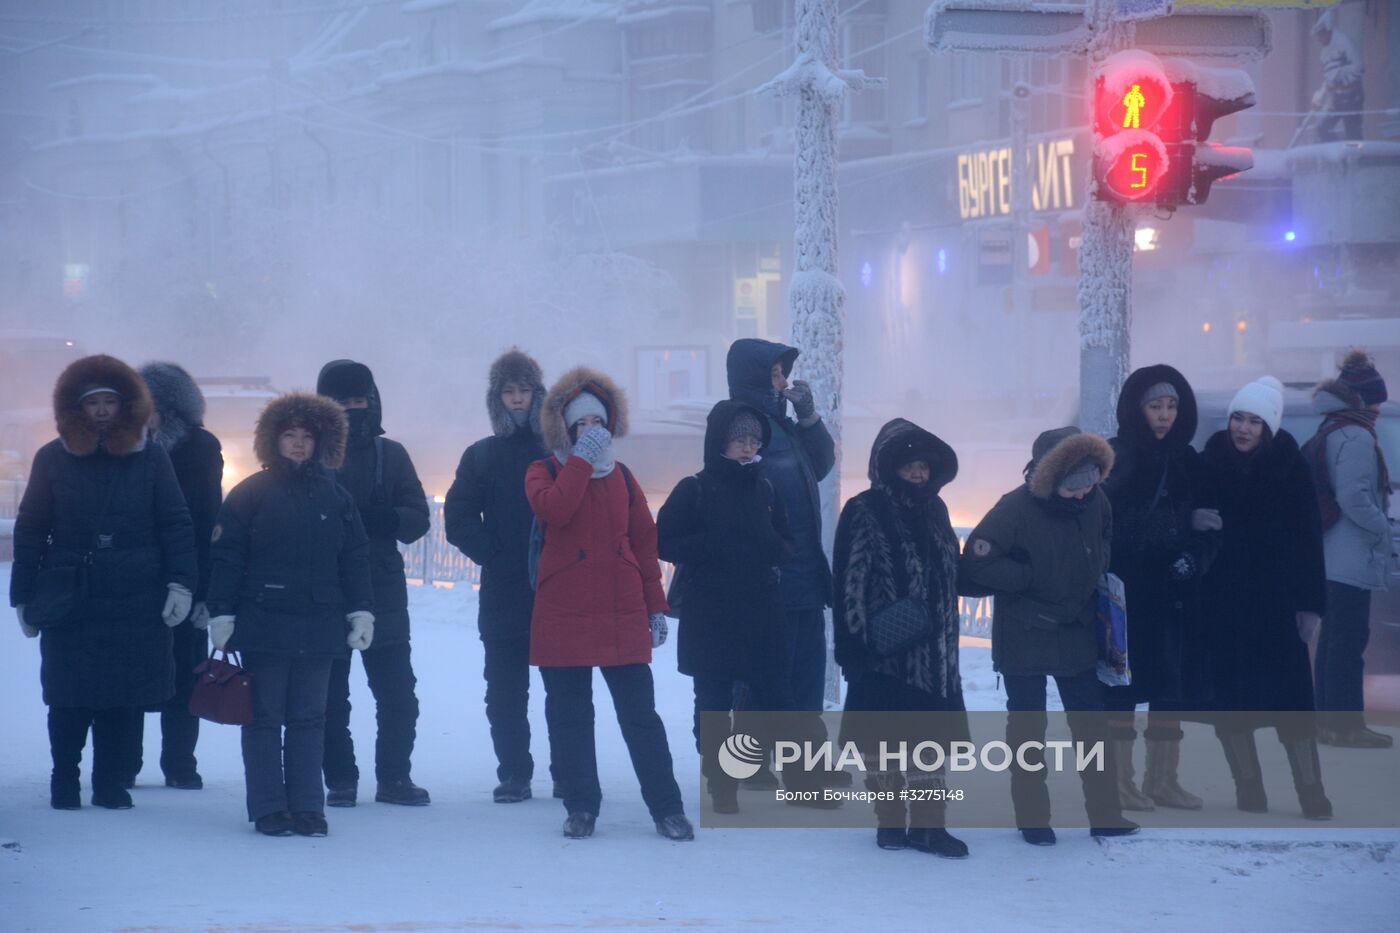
[1092,50,1255,207]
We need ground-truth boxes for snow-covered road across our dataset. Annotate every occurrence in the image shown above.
[2,569,1396,932]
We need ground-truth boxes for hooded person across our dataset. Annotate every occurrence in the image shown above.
[117,362,225,791]
[444,348,553,803]
[1199,376,1332,820]
[725,338,836,719]
[959,427,1137,845]
[314,360,432,808]
[658,400,832,815]
[10,354,198,811]
[525,367,693,842]
[1100,365,1218,813]
[832,419,970,858]
[1305,350,1394,748]
[205,392,375,836]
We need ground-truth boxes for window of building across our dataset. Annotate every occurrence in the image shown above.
[950,55,982,105]
[909,54,929,122]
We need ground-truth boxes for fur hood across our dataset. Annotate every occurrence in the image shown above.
[541,366,629,457]
[867,418,958,494]
[139,361,205,451]
[54,354,152,457]
[1115,364,1198,451]
[1027,429,1114,500]
[487,348,546,438]
[253,392,348,470]
[1313,378,1365,415]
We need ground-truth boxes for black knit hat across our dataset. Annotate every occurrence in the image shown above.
[1339,349,1388,406]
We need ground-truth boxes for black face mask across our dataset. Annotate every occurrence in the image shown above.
[345,408,374,441]
[1041,490,1093,516]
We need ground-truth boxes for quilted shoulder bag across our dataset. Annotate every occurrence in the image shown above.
[867,593,935,659]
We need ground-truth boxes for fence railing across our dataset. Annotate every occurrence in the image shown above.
[401,501,994,639]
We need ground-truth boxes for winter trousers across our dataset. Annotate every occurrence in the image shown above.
[241,652,333,821]
[693,673,825,798]
[48,706,134,794]
[782,608,829,712]
[123,619,207,782]
[1003,668,1124,828]
[1314,581,1373,732]
[1102,689,1187,743]
[323,641,420,787]
[481,635,551,785]
[540,663,685,821]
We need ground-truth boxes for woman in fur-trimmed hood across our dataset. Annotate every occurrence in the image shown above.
[525,366,691,842]
[204,391,373,836]
[134,361,225,788]
[10,354,197,810]
[960,427,1132,840]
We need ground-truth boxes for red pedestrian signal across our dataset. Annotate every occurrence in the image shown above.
[1097,131,1169,202]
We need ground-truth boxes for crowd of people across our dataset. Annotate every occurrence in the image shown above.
[9,341,1393,851]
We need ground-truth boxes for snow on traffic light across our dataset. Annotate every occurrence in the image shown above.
[1092,49,1256,208]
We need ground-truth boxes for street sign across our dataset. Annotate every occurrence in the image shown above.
[1134,10,1271,60]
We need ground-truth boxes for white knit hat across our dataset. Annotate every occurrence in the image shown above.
[1228,376,1285,436]
[564,390,609,430]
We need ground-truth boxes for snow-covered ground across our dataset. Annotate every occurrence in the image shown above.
[2,565,1396,932]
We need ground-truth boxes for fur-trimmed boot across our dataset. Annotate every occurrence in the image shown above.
[1143,737,1203,810]
[1282,737,1332,821]
[1112,738,1155,811]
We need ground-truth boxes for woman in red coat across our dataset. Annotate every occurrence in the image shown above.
[526,366,692,842]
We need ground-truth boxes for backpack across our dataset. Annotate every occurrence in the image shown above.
[527,459,636,591]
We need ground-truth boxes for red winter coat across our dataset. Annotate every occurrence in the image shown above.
[525,454,668,667]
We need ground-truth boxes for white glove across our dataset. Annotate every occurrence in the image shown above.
[17,606,38,639]
[571,425,612,465]
[649,612,668,649]
[1296,611,1321,643]
[209,615,236,650]
[162,583,193,627]
[191,602,210,630]
[347,610,375,651]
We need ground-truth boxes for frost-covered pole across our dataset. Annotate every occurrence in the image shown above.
[761,0,882,703]
[1077,0,1135,437]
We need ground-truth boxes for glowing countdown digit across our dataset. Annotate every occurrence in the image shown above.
[1131,152,1148,189]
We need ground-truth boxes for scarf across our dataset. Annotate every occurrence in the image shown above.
[1320,408,1392,510]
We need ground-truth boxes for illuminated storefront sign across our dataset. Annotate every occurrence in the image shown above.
[956,138,1077,220]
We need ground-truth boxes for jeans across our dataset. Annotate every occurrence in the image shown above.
[1315,581,1373,732]
[323,641,420,786]
[784,608,829,712]
[241,652,334,821]
[1003,668,1123,828]
[540,664,684,821]
[481,635,548,784]
[124,620,207,781]
[48,706,134,792]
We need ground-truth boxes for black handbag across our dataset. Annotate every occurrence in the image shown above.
[867,595,935,658]
[25,562,88,630]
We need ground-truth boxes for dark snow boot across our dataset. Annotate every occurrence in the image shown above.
[655,813,695,841]
[493,778,532,803]
[1019,827,1057,847]
[563,811,596,839]
[255,811,294,836]
[1218,730,1268,813]
[708,779,739,815]
[742,763,780,791]
[1283,738,1333,821]
[909,828,969,859]
[292,811,329,837]
[1090,821,1140,839]
[91,786,133,810]
[164,772,203,790]
[876,828,909,850]
[376,778,431,806]
[50,775,81,811]
[326,783,357,808]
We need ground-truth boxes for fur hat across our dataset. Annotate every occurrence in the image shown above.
[541,367,628,457]
[315,360,375,401]
[253,392,348,470]
[140,361,205,451]
[1027,428,1114,500]
[1337,348,1387,407]
[726,410,764,445]
[1228,376,1285,436]
[487,348,546,438]
[53,354,153,457]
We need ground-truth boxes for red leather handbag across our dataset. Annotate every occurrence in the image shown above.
[188,649,254,725]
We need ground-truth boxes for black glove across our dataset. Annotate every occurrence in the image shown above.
[361,501,400,538]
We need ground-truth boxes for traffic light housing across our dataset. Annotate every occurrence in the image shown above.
[1093,50,1256,208]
